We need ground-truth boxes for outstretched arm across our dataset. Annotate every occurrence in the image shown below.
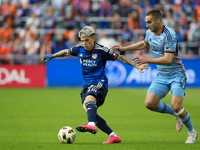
[41,49,70,62]
[111,41,149,52]
[116,54,149,73]
[133,52,174,65]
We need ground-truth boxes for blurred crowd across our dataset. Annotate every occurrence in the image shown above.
[0,0,200,64]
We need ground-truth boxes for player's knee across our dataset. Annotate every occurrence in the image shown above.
[172,106,179,113]
[172,105,183,113]
[174,107,185,116]
[144,100,157,111]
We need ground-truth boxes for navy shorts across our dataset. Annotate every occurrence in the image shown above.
[81,81,108,107]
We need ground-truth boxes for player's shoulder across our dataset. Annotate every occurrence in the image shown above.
[163,26,176,34]
[163,26,176,41]
[95,42,110,53]
[74,43,84,48]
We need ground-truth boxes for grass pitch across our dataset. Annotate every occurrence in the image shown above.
[0,88,200,150]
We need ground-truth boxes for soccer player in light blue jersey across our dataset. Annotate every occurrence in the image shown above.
[111,10,197,143]
[41,26,148,144]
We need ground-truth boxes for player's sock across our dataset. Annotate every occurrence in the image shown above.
[88,122,95,126]
[156,101,174,115]
[85,101,97,125]
[180,113,193,131]
[109,132,118,137]
[96,114,113,135]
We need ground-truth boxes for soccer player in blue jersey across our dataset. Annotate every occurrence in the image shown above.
[41,26,149,144]
[111,10,197,143]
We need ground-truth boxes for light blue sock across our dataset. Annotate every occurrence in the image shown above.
[156,101,174,115]
[180,113,193,131]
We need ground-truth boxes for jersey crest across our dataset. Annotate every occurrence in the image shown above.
[92,53,98,59]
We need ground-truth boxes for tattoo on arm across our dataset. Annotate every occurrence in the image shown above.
[53,49,69,58]
[118,55,137,68]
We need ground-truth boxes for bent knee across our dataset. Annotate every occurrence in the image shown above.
[144,99,158,111]
[172,106,182,113]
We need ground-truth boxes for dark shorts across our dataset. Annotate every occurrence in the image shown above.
[81,81,108,107]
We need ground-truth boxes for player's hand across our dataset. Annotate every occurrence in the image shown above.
[136,63,149,73]
[41,54,54,62]
[132,56,147,64]
[110,44,125,52]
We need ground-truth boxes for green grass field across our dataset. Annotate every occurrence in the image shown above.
[0,88,200,150]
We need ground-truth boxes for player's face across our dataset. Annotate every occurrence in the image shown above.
[145,15,160,33]
[80,36,96,51]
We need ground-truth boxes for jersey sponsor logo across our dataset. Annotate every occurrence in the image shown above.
[150,45,163,52]
[82,59,97,67]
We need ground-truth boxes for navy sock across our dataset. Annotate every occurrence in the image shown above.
[85,101,97,122]
[96,114,113,135]
[180,113,194,131]
[156,101,174,115]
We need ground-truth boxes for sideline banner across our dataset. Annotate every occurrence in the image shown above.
[47,59,200,87]
[0,65,46,87]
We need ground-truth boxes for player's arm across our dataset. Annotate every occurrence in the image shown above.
[41,49,70,62]
[111,41,149,52]
[116,54,149,73]
[133,52,174,65]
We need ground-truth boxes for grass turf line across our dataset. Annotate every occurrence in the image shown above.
[0,88,199,150]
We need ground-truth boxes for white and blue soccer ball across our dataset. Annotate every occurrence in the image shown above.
[58,126,76,143]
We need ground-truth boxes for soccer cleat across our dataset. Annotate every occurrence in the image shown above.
[76,123,97,134]
[185,131,198,143]
[103,135,121,144]
[175,117,183,132]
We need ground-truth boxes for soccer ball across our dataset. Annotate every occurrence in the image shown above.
[58,126,76,143]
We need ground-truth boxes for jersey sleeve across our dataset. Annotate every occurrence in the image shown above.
[101,47,119,61]
[69,44,81,56]
[164,33,177,54]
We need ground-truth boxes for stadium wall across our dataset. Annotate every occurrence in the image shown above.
[46,59,200,88]
[1,59,199,88]
[0,65,46,87]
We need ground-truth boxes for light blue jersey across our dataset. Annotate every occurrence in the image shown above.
[144,25,185,75]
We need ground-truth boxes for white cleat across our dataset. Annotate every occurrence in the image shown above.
[175,117,183,132]
[185,131,198,143]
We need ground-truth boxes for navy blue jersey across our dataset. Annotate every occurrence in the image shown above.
[69,42,119,89]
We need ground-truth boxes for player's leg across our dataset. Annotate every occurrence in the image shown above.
[96,114,121,144]
[145,92,175,115]
[145,74,182,131]
[76,83,100,134]
[76,95,98,134]
[171,72,197,143]
[145,74,175,115]
[171,96,197,143]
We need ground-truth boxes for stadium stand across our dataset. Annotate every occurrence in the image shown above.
[0,0,199,64]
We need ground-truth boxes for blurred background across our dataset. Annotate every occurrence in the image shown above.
[0,0,200,88]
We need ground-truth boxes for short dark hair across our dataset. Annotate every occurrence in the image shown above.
[146,10,162,20]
